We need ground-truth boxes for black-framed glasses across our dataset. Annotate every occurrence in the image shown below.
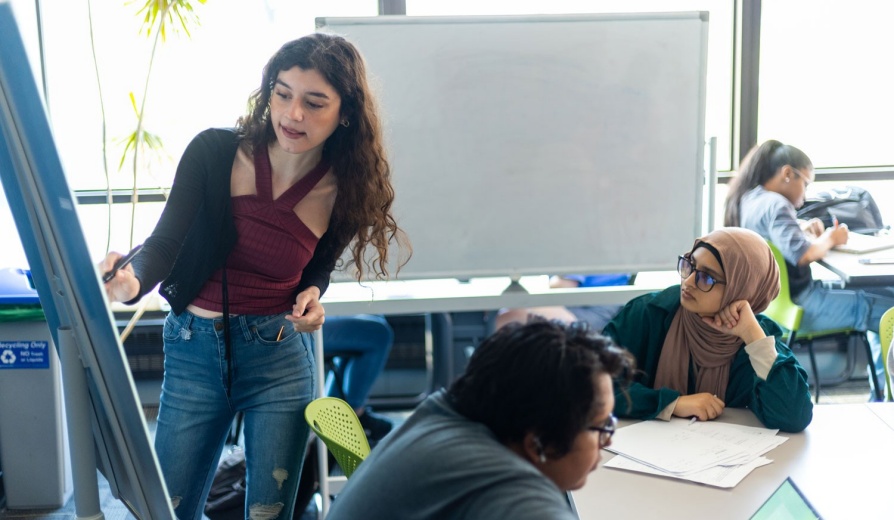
[590,414,618,446]
[791,167,811,188]
[677,254,726,293]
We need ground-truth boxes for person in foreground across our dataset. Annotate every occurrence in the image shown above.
[725,139,893,387]
[100,34,407,519]
[603,227,813,433]
[327,318,635,520]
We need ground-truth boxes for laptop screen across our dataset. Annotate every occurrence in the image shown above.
[750,477,821,520]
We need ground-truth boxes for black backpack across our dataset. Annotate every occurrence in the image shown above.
[796,185,887,235]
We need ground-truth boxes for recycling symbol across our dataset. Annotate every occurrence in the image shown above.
[0,350,15,364]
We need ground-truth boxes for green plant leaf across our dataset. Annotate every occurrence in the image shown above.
[131,0,206,41]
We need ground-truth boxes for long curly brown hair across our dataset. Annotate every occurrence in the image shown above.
[236,33,409,280]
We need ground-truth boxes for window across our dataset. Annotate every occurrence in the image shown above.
[759,0,894,168]
[39,0,377,192]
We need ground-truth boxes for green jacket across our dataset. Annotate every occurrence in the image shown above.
[604,286,813,433]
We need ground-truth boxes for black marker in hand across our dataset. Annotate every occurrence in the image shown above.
[102,244,143,283]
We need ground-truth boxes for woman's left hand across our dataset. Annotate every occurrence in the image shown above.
[799,218,825,239]
[701,299,766,344]
[286,287,325,332]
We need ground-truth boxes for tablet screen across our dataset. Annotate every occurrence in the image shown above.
[750,477,821,520]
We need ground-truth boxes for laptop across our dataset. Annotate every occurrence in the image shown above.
[833,231,894,254]
[750,477,822,520]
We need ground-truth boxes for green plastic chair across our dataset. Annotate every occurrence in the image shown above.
[879,307,894,401]
[762,241,875,403]
[304,397,370,478]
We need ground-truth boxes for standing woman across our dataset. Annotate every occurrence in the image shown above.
[725,140,893,386]
[603,228,813,433]
[101,34,408,519]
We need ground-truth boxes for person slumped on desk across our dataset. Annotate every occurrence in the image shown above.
[603,227,814,433]
[326,318,635,520]
[725,140,894,386]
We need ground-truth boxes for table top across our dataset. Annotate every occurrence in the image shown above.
[820,250,894,287]
[319,272,679,316]
[573,403,894,520]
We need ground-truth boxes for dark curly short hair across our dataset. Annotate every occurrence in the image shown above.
[448,317,634,457]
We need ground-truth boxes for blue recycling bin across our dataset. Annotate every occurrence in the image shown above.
[0,267,72,509]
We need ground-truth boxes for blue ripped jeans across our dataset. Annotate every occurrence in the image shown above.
[154,310,316,520]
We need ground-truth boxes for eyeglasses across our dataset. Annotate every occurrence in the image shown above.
[791,167,811,188]
[677,254,726,293]
[590,414,618,446]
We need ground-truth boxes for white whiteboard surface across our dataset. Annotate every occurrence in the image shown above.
[319,13,708,281]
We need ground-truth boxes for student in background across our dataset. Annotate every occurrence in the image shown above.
[323,314,395,443]
[493,273,632,331]
[327,318,634,520]
[725,140,893,387]
[603,228,813,433]
[101,34,407,520]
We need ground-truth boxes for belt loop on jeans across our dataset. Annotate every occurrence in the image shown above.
[238,315,252,342]
[180,310,193,331]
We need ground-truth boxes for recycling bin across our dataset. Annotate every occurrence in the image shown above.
[0,267,72,509]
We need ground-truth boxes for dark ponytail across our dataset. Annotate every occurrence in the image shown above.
[724,140,813,227]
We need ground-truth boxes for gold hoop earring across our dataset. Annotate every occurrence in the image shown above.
[340,119,350,128]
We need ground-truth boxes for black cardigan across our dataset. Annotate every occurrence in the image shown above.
[127,128,345,314]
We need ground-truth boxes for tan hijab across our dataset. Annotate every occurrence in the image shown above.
[653,228,780,398]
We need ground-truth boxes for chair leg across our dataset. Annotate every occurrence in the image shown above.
[803,339,821,405]
[326,357,349,401]
[790,331,820,404]
[858,333,883,402]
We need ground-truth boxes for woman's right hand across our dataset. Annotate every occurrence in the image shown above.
[99,251,140,303]
[825,221,849,246]
[672,393,725,422]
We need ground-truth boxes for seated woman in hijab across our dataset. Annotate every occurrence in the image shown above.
[603,227,813,433]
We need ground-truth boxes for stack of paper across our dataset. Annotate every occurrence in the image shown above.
[604,418,788,488]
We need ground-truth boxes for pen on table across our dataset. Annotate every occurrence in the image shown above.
[276,326,285,342]
[689,416,697,425]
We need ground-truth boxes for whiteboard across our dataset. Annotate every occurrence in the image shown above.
[319,13,708,281]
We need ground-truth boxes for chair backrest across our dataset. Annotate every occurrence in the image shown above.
[304,397,370,478]
[879,307,894,400]
[761,241,804,333]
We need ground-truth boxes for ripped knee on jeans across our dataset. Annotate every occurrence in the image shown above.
[249,502,284,519]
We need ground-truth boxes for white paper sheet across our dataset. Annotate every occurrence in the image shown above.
[605,418,788,478]
[605,453,774,488]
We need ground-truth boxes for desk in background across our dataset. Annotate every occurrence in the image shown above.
[574,404,894,520]
[820,250,894,287]
[319,272,678,317]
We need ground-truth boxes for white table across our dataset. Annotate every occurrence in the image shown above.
[319,272,678,316]
[819,250,894,287]
[574,404,894,520]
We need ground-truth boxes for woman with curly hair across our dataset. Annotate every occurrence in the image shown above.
[101,33,408,519]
